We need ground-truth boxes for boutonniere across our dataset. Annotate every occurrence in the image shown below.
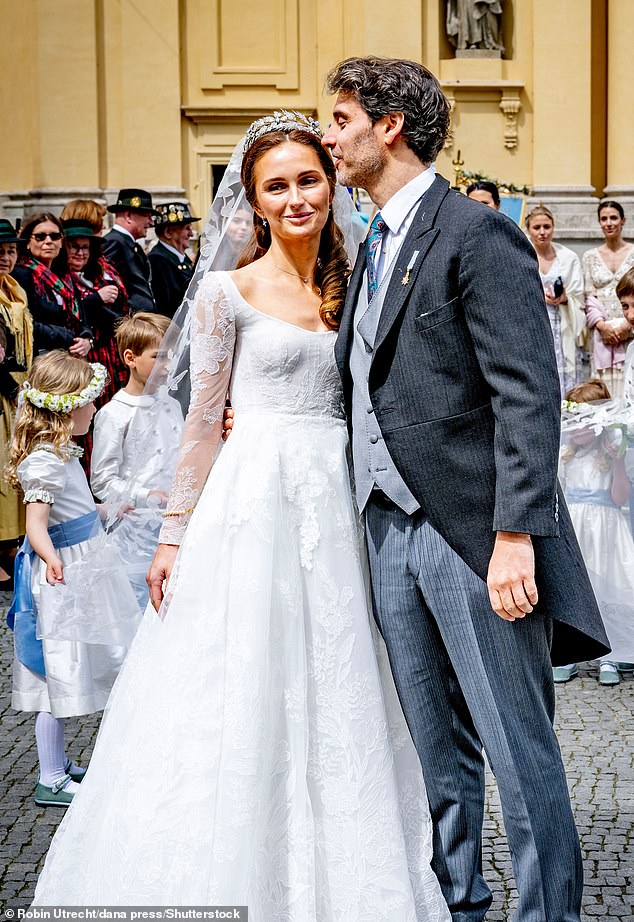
[402,250,419,286]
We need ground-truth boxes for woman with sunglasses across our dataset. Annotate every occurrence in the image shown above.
[62,218,128,407]
[13,213,94,357]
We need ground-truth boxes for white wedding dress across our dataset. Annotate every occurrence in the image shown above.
[34,272,449,921]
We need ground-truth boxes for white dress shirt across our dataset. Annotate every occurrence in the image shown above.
[372,164,437,285]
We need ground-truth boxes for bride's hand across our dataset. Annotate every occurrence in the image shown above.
[222,406,234,442]
[147,544,179,612]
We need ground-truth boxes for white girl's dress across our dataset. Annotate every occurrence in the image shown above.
[33,273,450,920]
[561,445,634,663]
[11,448,137,718]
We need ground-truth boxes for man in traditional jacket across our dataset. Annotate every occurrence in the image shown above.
[148,203,199,318]
[103,189,157,314]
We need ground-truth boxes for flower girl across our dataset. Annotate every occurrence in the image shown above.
[556,379,634,685]
[7,350,139,807]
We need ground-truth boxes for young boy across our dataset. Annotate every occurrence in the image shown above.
[91,312,183,604]
[616,268,634,404]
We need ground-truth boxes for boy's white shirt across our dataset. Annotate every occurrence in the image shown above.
[91,389,184,506]
[624,341,634,405]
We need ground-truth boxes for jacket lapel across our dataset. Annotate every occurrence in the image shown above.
[374,175,450,352]
[335,240,365,375]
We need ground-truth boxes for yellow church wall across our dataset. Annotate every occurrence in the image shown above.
[33,0,101,191]
[606,0,634,196]
[97,0,182,191]
[1,0,632,246]
[0,1,38,192]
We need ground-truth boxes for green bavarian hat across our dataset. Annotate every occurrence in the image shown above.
[62,219,96,239]
[0,219,20,243]
[107,188,158,215]
[154,201,200,229]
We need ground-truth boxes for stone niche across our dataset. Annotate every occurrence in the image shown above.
[440,0,514,61]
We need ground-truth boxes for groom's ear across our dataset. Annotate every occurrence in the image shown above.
[381,112,406,147]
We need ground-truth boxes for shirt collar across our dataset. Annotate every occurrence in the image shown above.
[114,389,153,407]
[158,240,186,263]
[380,164,437,235]
[112,224,137,244]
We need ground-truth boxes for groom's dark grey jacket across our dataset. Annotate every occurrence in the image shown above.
[335,174,609,666]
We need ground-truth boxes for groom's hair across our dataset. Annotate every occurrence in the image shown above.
[325,57,451,164]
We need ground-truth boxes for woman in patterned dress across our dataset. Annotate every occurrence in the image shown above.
[583,200,634,397]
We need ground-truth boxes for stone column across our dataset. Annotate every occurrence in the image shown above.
[530,0,600,251]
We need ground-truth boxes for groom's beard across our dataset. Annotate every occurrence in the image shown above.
[334,131,385,191]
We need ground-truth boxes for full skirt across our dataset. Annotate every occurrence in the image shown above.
[34,412,449,921]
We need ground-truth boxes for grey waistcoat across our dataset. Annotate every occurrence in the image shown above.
[350,263,420,514]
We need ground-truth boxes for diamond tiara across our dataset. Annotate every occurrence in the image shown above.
[244,110,322,153]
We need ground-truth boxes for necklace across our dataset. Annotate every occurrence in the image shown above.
[272,263,321,296]
[272,263,313,285]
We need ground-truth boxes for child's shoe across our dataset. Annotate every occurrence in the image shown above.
[552,664,578,683]
[34,774,76,807]
[598,662,620,686]
[615,662,634,674]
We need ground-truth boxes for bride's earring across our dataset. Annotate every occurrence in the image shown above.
[262,218,268,228]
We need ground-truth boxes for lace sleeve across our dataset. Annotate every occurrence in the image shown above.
[158,274,236,545]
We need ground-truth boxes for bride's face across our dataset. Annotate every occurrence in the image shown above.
[253,142,332,245]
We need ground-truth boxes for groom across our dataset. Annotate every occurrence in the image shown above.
[322,57,608,922]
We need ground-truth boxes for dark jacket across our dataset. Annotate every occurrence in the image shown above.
[148,241,193,318]
[102,229,155,315]
[0,318,20,401]
[12,265,92,354]
[335,174,609,666]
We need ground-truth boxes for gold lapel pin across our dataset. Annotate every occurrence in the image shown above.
[402,251,419,286]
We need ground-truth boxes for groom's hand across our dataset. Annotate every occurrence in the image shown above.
[487,532,538,622]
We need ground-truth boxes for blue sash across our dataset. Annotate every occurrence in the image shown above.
[7,510,101,676]
[566,488,617,509]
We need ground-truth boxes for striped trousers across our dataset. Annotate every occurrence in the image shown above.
[365,498,583,922]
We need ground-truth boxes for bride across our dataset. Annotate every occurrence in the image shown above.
[33,112,450,921]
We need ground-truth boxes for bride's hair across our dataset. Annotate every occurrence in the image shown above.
[237,129,350,330]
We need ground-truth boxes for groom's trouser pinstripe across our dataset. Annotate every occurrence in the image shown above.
[365,499,583,922]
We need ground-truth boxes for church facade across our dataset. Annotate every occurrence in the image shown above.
[0,0,630,249]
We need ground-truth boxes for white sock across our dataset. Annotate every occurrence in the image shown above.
[34,712,80,793]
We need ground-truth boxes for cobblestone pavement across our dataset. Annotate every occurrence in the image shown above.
[0,589,632,918]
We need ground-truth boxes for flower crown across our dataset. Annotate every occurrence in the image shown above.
[21,363,107,414]
[244,110,322,153]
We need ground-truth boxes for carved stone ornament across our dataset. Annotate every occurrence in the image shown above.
[499,90,521,150]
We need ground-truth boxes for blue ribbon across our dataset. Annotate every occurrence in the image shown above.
[566,488,618,509]
[7,510,101,676]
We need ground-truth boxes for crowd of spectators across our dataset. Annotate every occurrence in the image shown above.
[1,186,634,687]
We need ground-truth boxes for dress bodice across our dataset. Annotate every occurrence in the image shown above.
[560,443,616,494]
[17,447,95,524]
[539,257,563,294]
[582,246,634,320]
[225,274,344,422]
[159,271,345,545]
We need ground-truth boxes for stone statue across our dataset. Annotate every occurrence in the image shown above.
[446,0,505,53]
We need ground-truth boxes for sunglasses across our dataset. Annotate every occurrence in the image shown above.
[68,242,91,252]
[31,232,63,242]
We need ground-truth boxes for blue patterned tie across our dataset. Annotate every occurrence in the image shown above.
[366,212,387,301]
